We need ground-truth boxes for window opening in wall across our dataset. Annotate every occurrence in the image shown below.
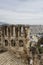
[11,26,13,36]
[5,40,8,46]
[15,27,18,37]
[19,40,24,47]
[11,40,16,47]
[19,26,21,36]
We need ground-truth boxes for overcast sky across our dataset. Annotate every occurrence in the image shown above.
[0,0,43,24]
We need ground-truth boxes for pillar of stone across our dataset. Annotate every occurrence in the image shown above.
[18,26,21,37]
[26,27,30,38]
[21,26,24,37]
[13,26,16,37]
[7,26,9,37]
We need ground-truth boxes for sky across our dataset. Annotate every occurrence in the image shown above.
[0,0,43,24]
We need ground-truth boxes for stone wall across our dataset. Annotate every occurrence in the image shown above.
[0,25,30,52]
[0,25,42,65]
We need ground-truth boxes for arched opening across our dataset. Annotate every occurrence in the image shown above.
[11,40,16,47]
[5,40,8,46]
[19,40,24,47]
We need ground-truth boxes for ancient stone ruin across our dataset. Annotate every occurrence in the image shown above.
[0,25,43,65]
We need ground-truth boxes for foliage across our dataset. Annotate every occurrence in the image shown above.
[37,37,43,54]
[36,45,43,54]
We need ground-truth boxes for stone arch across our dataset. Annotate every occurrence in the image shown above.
[19,40,24,47]
[11,39,16,47]
[5,40,8,46]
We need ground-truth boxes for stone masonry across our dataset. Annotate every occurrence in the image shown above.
[0,25,43,65]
